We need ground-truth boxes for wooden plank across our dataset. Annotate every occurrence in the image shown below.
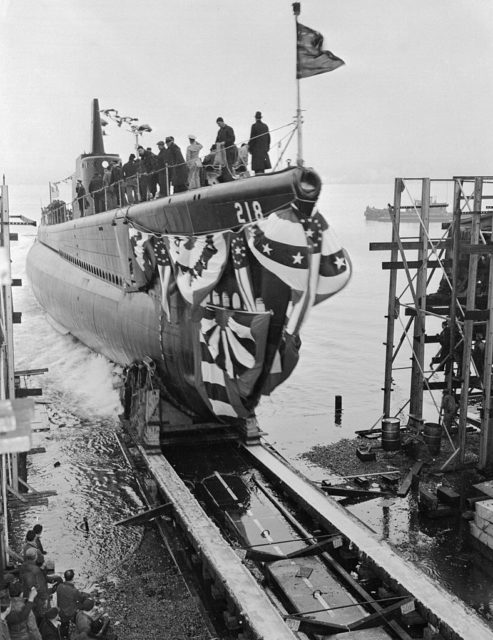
[28,447,46,455]
[15,388,43,398]
[7,484,27,502]
[461,244,493,255]
[320,486,391,499]
[424,334,441,343]
[397,461,424,497]
[15,368,49,376]
[114,502,173,527]
[349,599,414,631]
[369,241,450,252]
[423,381,462,390]
[382,260,451,270]
[464,310,489,321]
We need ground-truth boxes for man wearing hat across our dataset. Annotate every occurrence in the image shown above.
[38,607,62,640]
[186,135,203,189]
[164,137,188,193]
[248,111,271,175]
[19,547,49,624]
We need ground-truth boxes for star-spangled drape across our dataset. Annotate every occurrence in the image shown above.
[163,231,231,308]
[246,206,309,292]
[153,236,172,320]
[230,232,256,312]
[311,211,351,305]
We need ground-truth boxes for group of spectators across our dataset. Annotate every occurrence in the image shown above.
[75,111,272,216]
[0,525,114,640]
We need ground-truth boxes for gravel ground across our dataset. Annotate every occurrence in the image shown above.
[94,526,213,640]
[300,428,483,491]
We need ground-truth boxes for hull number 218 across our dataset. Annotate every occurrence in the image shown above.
[234,201,264,224]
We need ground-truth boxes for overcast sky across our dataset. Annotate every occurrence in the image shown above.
[1,0,493,184]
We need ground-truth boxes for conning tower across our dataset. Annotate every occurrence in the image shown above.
[73,98,120,216]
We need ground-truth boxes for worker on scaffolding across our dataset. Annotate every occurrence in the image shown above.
[430,319,463,378]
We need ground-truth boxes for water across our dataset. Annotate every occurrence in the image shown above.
[7,180,493,614]
[7,189,142,587]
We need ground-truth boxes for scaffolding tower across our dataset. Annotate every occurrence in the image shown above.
[372,176,493,472]
[0,177,37,573]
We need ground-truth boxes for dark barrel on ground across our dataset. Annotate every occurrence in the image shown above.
[423,422,442,456]
[381,418,401,451]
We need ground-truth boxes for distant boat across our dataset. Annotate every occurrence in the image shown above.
[364,198,451,222]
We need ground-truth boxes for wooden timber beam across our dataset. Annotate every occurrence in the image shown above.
[370,240,451,251]
[114,502,173,526]
[461,244,493,254]
[382,260,452,270]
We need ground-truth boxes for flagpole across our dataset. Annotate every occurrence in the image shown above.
[292,2,303,167]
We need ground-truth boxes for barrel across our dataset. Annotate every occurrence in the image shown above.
[381,418,401,451]
[423,422,442,456]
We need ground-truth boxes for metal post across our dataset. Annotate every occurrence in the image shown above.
[408,178,430,428]
[293,2,303,166]
[446,179,463,396]
[458,177,482,464]
[383,179,403,417]
[479,224,493,470]
[1,455,7,567]
[0,181,17,491]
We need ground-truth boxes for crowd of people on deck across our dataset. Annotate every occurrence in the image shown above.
[0,524,115,640]
[73,111,272,216]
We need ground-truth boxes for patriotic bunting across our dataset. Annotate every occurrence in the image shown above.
[128,227,153,289]
[116,202,350,418]
[230,232,256,312]
[197,305,271,419]
[247,206,309,291]
[312,212,351,305]
[153,237,173,320]
[163,231,231,308]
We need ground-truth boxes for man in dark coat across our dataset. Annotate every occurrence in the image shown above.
[136,145,153,200]
[110,160,125,206]
[215,117,237,180]
[156,140,169,197]
[248,111,271,175]
[88,172,105,213]
[19,548,49,624]
[122,154,139,204]
[75,181,88,217]
[164,137,188,193]
[38,607,62,640]
[55,570,89,640]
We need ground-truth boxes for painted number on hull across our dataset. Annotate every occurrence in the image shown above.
[234,201,263,224]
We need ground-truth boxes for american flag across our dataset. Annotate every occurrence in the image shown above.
[297,22,345,79]
[230,233,256,312]
[153,236,172,320]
